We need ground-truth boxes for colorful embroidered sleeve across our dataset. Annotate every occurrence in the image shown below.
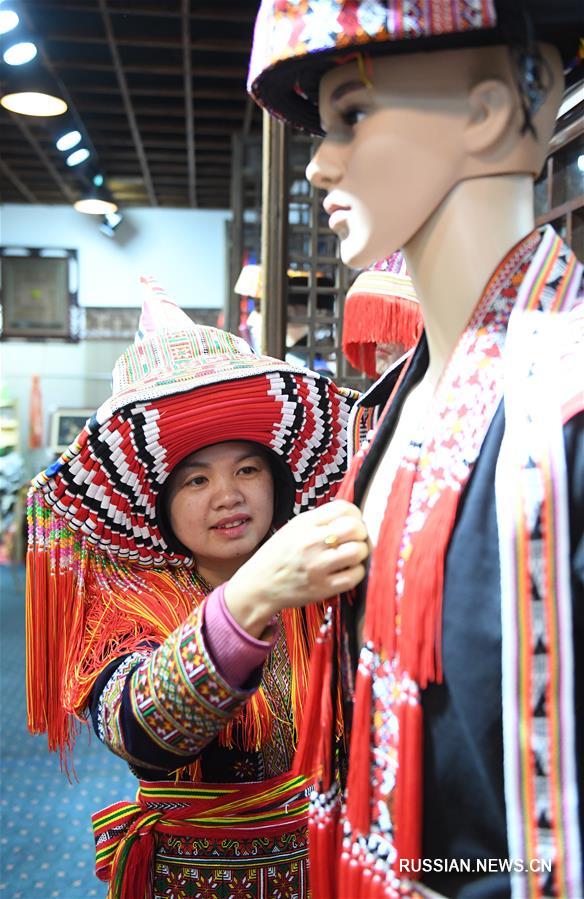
[91,595,265,774]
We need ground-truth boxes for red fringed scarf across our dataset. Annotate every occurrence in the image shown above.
[294,229,550,897]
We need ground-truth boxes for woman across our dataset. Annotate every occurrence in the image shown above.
[26,278,368,898]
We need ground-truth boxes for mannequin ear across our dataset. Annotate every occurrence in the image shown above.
[464,78,514,155]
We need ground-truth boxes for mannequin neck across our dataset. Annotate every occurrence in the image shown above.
[403,174,535,386]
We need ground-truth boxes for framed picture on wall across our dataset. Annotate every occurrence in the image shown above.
[49,408,94,454]
[0,247,80,340]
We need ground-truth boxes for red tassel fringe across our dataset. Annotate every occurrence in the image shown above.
[344,657,373,837]
[399,489,458,687]
[118,830,155,899]
[292,608,334,780]
[343,294,423,379]
[309,794,340,898]
[394,700,423,866]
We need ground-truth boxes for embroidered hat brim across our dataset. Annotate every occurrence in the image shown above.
[248,0,583,134]
[31,290,357,567]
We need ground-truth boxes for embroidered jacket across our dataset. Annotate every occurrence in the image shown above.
[330,227,584,899]
[89,584,313,898]
[90,591,295,783]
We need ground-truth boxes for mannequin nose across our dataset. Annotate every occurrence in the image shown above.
[306,140,343,190]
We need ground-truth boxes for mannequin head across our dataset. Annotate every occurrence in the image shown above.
[306,43,564,268]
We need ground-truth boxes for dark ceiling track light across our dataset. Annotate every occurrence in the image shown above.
[55,129,82,151]
[100,210,124,238]
[66,147,90,167]
[0,58,67,116]
[3,40,37,65]
[74,185,118,215]
[0,9,19,37]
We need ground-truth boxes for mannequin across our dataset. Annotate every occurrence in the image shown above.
[249,4,583,898]
[307,42,564,543]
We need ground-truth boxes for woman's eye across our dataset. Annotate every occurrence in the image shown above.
[341,107,365,127]
[188,475,207,487]
[238,465,259,476]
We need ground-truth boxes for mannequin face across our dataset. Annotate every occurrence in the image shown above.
[306,54,468,267]
[307,44,564,269]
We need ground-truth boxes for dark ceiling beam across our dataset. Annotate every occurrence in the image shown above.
[82,104,245,119]
[17,5,101,189]
[179,0,198,204]
[100,151,231,161]
[97,0,157,206]
[72,86,244,100]
[124,164,231,174]
[93,137,231,150]
[25,2,256,22]
[90,122,237,135]
[55,60,246,78]
[46,32,250,53]
[0,158,38,203]
[148,177,228,186]
[8,114,77,203]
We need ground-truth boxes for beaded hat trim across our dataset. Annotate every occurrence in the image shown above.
[248,0,498,132]
[30,284,357,566]
[248,0,582,133]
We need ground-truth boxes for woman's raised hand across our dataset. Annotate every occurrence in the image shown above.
[224,500,369,638]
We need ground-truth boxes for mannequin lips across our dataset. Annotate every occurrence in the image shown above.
[328,209,350,232]
[323,194,351,233]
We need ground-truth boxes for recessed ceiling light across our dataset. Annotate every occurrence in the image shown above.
[0,10,19,35]
[3,41,38,66]
[66,148,90,167]
[0,91,68,116]
[56,130,82,151]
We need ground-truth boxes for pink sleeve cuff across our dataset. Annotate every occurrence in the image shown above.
[203,584,277,688]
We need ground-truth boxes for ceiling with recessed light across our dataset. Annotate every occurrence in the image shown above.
[0,1,261,209]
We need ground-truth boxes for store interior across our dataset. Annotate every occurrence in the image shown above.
[0,2,583,896]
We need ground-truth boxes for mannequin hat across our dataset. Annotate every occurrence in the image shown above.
[31,277,357,567]
[248,0,583,133]
[342,253,423,378]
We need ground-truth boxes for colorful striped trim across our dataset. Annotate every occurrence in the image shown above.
[130,601,252,757]
[346,270,420,304]
[249,0,497,132]
[496,229,583,898]
[92,771,309,890]
[95,650,158,770]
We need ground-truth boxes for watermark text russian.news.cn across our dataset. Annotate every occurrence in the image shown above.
[399,858,552,875]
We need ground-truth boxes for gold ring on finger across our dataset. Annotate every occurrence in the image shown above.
[324,533,339,549]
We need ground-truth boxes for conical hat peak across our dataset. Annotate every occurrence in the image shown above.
[137,275,195,339]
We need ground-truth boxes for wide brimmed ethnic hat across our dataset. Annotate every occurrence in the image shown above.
[342,253,423,378]
[31,277,357,567]
[248,0,583,134]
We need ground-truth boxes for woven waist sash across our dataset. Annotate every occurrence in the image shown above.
[92,771,309,899]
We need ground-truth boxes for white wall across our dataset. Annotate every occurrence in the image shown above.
[0,203,230,308]
[0,203,231,477]
[2,338,127,477]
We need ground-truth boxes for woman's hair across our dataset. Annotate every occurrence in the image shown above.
[156,441,296,558]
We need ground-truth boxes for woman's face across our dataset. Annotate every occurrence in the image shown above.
[306,53,465,268]
[167,441,275,585]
